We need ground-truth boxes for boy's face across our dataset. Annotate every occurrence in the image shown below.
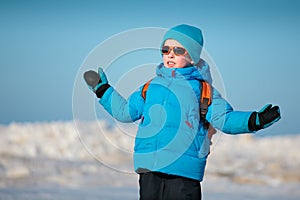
[162,39,192,68]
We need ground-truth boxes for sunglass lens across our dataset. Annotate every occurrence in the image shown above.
[174,47,186,55]
[161,46,170,54]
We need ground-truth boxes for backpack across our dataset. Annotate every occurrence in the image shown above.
[141,79,212,129]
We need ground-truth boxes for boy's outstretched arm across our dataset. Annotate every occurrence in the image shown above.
[83,67,145,122]
[207,88,281,134]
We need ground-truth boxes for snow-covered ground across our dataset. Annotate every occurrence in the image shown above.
[0,121,299,199]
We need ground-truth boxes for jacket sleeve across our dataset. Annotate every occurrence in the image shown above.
[206,88,254,134]
[98,86,145,123]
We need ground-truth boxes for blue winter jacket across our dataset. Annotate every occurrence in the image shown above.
[99,62,253,181]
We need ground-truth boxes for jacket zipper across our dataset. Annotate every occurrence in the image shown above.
[154,70,175,169]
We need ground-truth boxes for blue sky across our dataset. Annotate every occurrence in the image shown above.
[1,0,299,135]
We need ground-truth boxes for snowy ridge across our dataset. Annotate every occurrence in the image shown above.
[0,121,135,161]
[206,133,300,186]
[0,121,299,188]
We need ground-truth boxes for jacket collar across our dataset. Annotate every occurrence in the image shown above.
[156,61,212,84]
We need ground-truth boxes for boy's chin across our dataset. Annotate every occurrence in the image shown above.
[164,64,185,68]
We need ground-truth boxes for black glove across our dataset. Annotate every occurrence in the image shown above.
[248,104,281,131]
[83,68,110,98]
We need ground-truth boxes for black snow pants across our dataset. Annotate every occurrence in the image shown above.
[139,172,201,200]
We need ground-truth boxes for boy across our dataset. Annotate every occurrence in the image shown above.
[84,24,281,200]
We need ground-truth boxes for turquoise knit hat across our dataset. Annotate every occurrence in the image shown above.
[162,24,204,64]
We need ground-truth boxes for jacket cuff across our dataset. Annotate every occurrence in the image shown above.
[248,112,259,131]
[95,84,111,98]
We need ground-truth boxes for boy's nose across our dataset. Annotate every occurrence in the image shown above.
[168,50,175,58]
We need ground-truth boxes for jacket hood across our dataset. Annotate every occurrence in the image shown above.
[156,59,212,84]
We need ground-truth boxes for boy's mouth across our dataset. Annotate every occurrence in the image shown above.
[167,61,176,67]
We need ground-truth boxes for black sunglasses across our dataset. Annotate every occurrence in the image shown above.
[161,46,187,56]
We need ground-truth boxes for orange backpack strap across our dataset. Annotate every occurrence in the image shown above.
[200,81,212,105]
[141,79,152,100]
[200,81,212,129]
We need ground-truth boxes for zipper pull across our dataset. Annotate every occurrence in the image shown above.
[172,70,175,77]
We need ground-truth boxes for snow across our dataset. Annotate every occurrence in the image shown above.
[0,121,300,199]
